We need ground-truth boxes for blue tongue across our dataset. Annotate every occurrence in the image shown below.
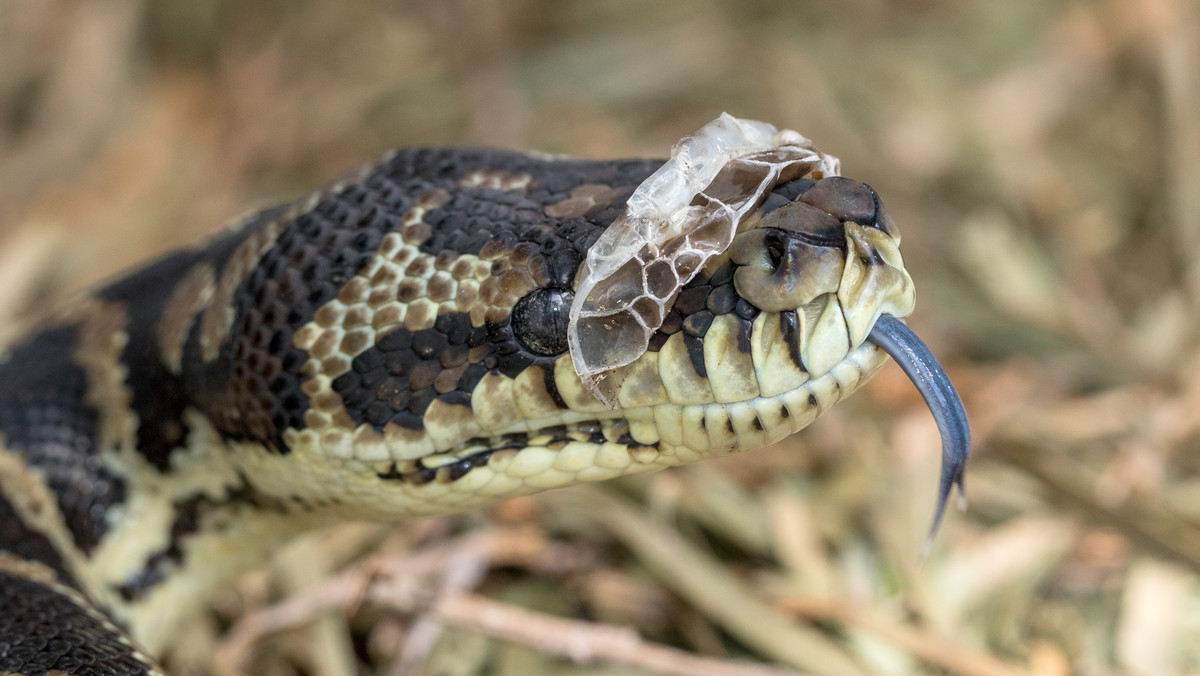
[867,314,970,552]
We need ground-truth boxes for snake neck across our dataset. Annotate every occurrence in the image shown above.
[0,311,328,654]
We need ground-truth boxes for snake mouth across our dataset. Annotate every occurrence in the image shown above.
[867,314,969,544]
[373,419,646,485]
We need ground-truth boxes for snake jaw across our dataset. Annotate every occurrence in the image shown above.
[866,314,970,546]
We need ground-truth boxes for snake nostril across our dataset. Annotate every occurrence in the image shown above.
[765,232,786,271]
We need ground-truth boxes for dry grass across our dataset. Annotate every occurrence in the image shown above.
[3,1,1200,674]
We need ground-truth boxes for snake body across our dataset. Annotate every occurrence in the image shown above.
[0,141,964,675]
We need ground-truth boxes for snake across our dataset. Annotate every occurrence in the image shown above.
[0,117,969,675]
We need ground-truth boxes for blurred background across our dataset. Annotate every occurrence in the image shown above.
[2,1,1199,674]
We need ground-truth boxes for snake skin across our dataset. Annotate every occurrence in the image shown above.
[0,147,912,674]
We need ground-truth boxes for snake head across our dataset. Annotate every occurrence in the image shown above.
[259,133,966,542]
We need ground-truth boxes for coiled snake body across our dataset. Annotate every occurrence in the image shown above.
[0,126,968,674]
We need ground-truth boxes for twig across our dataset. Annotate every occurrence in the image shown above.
[1000,441,1200,572]
[213,525,797,676]
[212,527,547,675]
[383,541,490,676]
[773,597,1033,676]
[409,590,802,676]
[542,486,870,676]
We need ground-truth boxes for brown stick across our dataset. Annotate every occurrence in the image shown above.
[213,526,801,676]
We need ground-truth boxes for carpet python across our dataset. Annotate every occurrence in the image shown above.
[0,116,969,675]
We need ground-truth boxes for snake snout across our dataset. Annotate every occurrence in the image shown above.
[730,175,916,367]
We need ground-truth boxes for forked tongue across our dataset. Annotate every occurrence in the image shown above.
[867,314,970,556]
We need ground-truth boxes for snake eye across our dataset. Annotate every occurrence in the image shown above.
[511,287,574,357]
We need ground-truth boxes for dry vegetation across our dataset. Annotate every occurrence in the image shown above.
[2,1,1200,674]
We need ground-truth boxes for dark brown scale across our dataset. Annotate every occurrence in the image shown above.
[364,402,392,427]
[774,177,818,201]
[439,343,470,368]
[445,457,476,481]
[756,192,792,215]
[779,310,805,371]
[410,465,438,485]
[799,176,876,225]
[674,286,709,316]
[734,298,760,321]
[708,261,736,286]
[457,362,490,393]
[436,313,474,345]
[434,366,468,394]
[376,384,410,411]
[0,326,122,553]
[439,390,472,408]
[683,334,707,379]
[734,316,754,355]
[537,424,569,438]
[682,311,714,338]
[706,284,738,315]
[0,494,79,590]
[407,360,441,390]
[378,328,413,352]
[660,309,684,335]
[412,331,447,359]
[647,331,671,352]
[0,572,158,675]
